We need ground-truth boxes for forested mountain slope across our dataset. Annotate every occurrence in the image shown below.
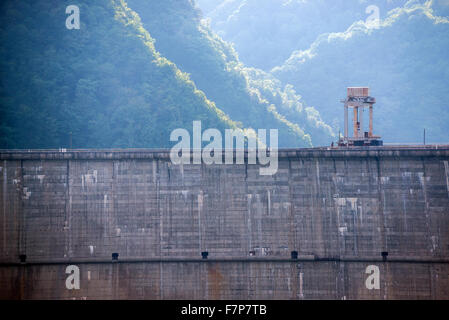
[0,0,334,149]
[196,0,412,70]
[198,0,449,143]
[126,0,333,147]
[0,0,237,148]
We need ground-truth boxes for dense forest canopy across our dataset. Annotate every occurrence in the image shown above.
[0,0,238,148]
[0,0,333,149]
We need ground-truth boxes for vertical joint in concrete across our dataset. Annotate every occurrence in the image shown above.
[344,105,348,139]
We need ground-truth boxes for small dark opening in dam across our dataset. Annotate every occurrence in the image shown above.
[19,255,26,264]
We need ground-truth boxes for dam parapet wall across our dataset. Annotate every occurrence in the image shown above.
[1,146,448,299]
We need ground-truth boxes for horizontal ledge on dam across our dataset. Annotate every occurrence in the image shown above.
[1,146,449,160]
[2,256,449,266]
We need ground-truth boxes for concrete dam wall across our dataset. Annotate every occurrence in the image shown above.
[0,147,448,299]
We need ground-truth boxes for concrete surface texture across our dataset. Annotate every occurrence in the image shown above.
[0,147,448,299]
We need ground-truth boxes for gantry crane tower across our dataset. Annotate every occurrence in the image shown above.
[338,87,383,146]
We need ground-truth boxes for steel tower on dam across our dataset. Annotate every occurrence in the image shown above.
[0,147,449,299]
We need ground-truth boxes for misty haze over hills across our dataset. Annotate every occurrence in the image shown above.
[197,0,449,144]
[0,0,448,148]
